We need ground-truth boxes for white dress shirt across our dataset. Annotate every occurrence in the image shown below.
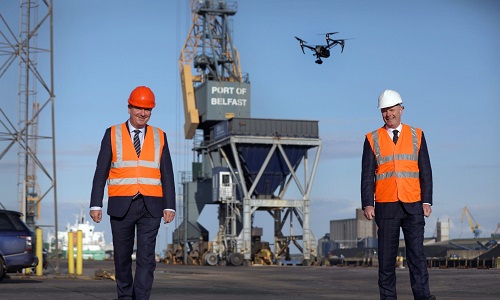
[385,123,402,140]
[128,121,144,148]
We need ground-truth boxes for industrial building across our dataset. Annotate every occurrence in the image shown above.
[318,209,500,269]
[328,208,377,249]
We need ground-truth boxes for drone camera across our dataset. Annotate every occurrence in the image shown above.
[319,47,330,58]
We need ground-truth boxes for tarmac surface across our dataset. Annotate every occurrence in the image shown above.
[1,259,500,299]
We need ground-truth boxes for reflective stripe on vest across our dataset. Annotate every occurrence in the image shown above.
[372,125,419,181]
[107,123,164,197]
[368,124,422,203]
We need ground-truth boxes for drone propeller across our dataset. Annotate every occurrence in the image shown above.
[317,32,339,36]
[322,32,339,45]
[295,36,307,43]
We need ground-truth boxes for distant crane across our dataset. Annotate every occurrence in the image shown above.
[492,223,500,239]
[461,206,482,238]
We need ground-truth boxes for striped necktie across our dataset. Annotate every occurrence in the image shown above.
[133,129,141,157]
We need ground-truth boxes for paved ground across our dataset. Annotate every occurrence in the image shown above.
[1,259,500,299]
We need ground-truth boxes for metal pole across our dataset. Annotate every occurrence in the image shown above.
[183,188,188,265]
[48,0,59,272]
[36,227,43,276]
[76,230,83,275]
[23,0,32,229]
[68,232,74,274]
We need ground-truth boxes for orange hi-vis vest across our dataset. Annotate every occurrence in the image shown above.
[366,124,422,203]
[107,123,165,197]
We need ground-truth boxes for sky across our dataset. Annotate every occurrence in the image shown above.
[1,0,499,255]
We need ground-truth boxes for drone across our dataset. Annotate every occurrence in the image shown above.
[295,32,346,64]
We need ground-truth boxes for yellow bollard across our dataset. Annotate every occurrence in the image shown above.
[68,232,74,274]
[36,228,43,276]
[76,230,83,276]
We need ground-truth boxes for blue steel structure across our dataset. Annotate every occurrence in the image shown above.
[205,118,322,265]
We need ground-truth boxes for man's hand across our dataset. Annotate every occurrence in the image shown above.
[163,210,175,224]
[423,204,432,217]
[90,210,102,223]
[364,206,375,220]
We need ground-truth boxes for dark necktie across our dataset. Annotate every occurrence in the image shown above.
[392,129,399,144]
[133,129,141,157]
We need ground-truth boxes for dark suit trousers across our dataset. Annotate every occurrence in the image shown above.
[110,197,161,300]
[376,202,430,300]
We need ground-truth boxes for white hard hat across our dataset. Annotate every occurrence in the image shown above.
[378,89,403,109]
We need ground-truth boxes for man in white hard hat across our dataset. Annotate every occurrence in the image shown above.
[361,89,436,300]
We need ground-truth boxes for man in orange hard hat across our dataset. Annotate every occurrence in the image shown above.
[90,86,175,300]
[361,90,436,300]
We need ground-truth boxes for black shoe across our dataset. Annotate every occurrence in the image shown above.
[427,296,437,300]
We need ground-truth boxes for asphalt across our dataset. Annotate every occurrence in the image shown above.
[1,259,500,299]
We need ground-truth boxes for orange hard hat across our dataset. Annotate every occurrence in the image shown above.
[128,86,156,108]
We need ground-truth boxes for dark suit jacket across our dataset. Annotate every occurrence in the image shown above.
[90,122,175,218]
[360,127,433,219]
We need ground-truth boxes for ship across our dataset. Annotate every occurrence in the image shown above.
[48,207,108,260]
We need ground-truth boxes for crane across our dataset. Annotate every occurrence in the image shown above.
[492,223,500,239]
[461,206,482,238]
[175,0,250,265]
[173,0,321,267]
[178,0,246,139]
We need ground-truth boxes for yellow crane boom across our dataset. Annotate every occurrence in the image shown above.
[461,206,482,238]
